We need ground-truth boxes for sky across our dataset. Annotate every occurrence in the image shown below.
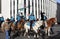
[56,0,60,3]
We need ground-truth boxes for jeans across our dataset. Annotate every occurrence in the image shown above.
[5,30,10,39]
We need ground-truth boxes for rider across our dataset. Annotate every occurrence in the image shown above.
[41,11,47,21]
[0,16,4,28]
[41,12,47,29]
[20,12,26,21]
[10,16,15,22]
[1,16,4,22]
[29,13,36,30]
[41,11,45,21]
[16,13,21,27]
[16,14,21,22]
[20,12,24,19]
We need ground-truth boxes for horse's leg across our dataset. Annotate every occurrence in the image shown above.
[45,27,48,35]
[24,29,30,38]
[50,27,54,34]
[48,27,51,36]
[16,27,21,36]
[24,27,28,36]
[26,28,30,38]
[34,32,39,39]
[33,27,39,38]
[33,26,36,38]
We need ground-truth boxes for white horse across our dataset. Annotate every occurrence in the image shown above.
[24,20,43,38]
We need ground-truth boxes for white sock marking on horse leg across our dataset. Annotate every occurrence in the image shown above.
[45,28,47,34]
[37,34,39,38]
[24,33,26,36]
[28,35,30,38]
[48,27,51,36]
[34,34,36,38]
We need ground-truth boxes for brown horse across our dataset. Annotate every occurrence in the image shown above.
[17,19,25,31]
[45,18,57,36]
[9,22,16,32]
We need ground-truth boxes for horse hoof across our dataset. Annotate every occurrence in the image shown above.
[34,37,39,39]
[28,36,30,38]
[50,32,54,34]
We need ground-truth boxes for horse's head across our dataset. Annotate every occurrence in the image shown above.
[49,18,57,26]
[19,19,25,23]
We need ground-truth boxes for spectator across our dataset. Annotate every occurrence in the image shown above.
[1,18,10,39]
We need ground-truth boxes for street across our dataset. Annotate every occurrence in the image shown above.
[0,24,60,39]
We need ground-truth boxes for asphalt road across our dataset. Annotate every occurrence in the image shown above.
[0,24,60,39]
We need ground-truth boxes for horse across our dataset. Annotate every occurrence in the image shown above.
[24,19,43,38]
[16,19,25,36]
[17,19,25,31]
[9,21,16,33]
[44,18,57,36]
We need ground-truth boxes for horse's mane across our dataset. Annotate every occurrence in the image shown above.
[10,22,15,26]
[46,18,56,27]
[18,19,25,23]
[47,18,55,22]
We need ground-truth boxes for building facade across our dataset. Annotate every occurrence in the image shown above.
[0,0,10,20]
[56,3,60,23]
[18,0,57,19]
[0,0,57,20]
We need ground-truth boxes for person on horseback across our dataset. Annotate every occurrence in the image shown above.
[0,16,4,28]
[20,12,24,19]
[10,16,15,22]
[29,13,36,30]
[16,14,21,26]
[41,11,47,21]
[20,12,26,21]
[1,16,4,22]
[16,14,21,22]
[40,12,47,30]
[41,11,45,21]
[10,16,16,32]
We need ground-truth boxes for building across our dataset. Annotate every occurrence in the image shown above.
[0,0,10,20]
[0,0,57,20]
[0,0,18,20]
[18,0,57,19]
[56,3,60,24]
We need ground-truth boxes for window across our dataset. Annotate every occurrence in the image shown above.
[0,0,1,13]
